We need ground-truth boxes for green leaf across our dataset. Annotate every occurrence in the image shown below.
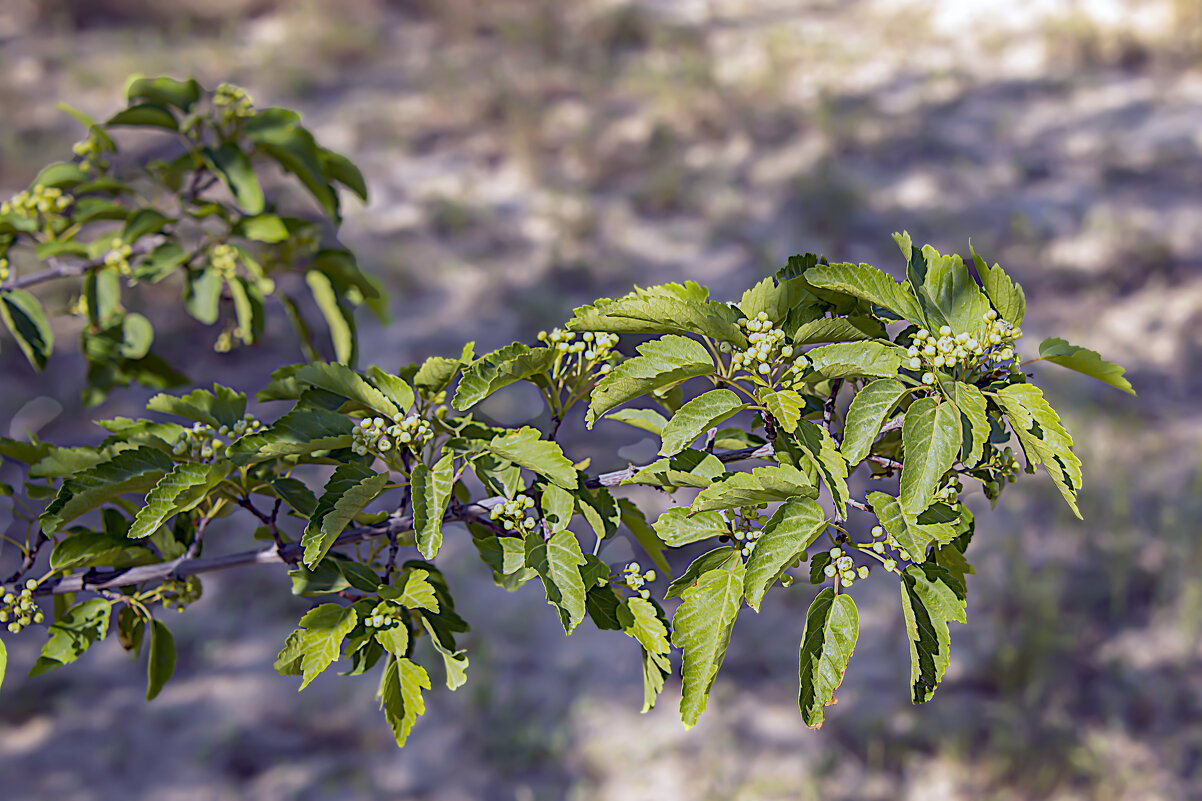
[306,271,355,365]
[624,449,725,489]
[791,421,850,513]
[805,262,924,324]
[374,625,409,661]
[798,587,859,728]
[145,619,176,700]
[124,75,201,111]
[238,213,290,243]
[867,491,958,559]
[147,384,246,428]
[277,603,358,690]
[841,379,908,466]
[319,147,369,201]
[759,389,805,433]
[923,251,991,336]
[570,283,745,345]
[294,362,399,418]
[418,615,468,690]
[659,389,744,457]
[587,335,715,427]
[947,381,989,467]
[487,427,577,488]
[184,268,222,325]
[0,289,54,370]
[50,531,158,571]
[452,342,555,410]
[671,552,744,727]
[738,276,820,324]
[575,485,620,542]
[993,383,1083,518]
[744,498,827,611]
[379,657,430,748]
[412,452,454,559]
[969,242,1025,325]
[691,464,818,513]
[258,129,340,219]
[619,596,671,657]
[302,464,389,566]
[128,460,230,539]
[900,562,966,703]
[792,315,886,345]
[540,483,575,534]
[205,143,264,215]
[806,341,902,380]
[121,208,172,244]
[0,637,6,695]
[230,407,352,465]
[41,447,173,533]
[617,497,671,575]
[271,477,317,516]
[653,506,729,547]
[1037,337,1134,395]
[525,529,588,634]
[899,397,961,516]
[107,102,178,130]
[365,367,416,414]
[604,408,669,435]
[665,547,739,600]
[394,569,440,612]
[32,160,89,189]
[30,599,111,676]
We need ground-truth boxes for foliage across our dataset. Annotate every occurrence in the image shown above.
[0,77,1135,749]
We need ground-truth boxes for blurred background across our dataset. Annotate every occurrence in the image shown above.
[0,0,1199,798]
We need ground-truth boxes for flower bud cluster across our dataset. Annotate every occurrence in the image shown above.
[351,414,433,457]
[489,494,537,533]
[866,524,912,568]
[621,562,656,599]
[72,135,109,173]
[0,581,44,633]
[730,312,809,386]
[170,416,263,461]
[933,476,964,506]
[0,258,9,283]
[731,504,768,557]
[822,547,870,588]
[104,238,134,276]
[537,328,618,377]
[1,185,71,223]
[160,576,202,612]
[210,244,239,280]
[982,445,1019,484]
[214,83,254,125]
[909,311,1023,385]
[364,601,405,630]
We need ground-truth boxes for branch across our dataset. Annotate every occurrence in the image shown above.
[0,239,160,293]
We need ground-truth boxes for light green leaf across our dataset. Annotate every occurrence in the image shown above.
[993,383,1083,518]
[759,389,805,433]
[570,283,745,345]
[792,421,850,513]
[128,460,230,539]
[867,491,958,559]
[641,647,671,713]
[541,482,575,534]
[397,569,440,612]
[671,552,744,728]
[108,101,178,130]
[418,615,468,690]
[306,271,356,365]
[805,262,924,324]
[624,449,725,489]
[1037,337,1134,395]
[792,315,886,345]
[30,599,111,676]
[302,463,389,567]
[487,427,577,488]
[0,289,54,370]
[948,381,989,467]
[379,657,430,748]
[366,367,416,414]
[691,464,818,513]
[923,252,991,336]
[0,637,6,695]
[841,379,908,466]
[452,342,555,410]
[294,362,399,418]
[229,407,352,465]
[587,335,715,427]
[41,447,173,533]
[525,529,588,634]
[665,547,739,600]
[744,498,827,611]
[276,603,358,690]
[412,451,454,559]
[206,143,264,215]
[146,619,176,700]
[619,596,671,658]
[617,497,671,575]
[653,506,729,547]
[605,408,669,436]
[146,384,246,429]
[798,587,859,728]
[969,242,1025,325]
[899,397,961,515]
[900,562,966,703]
[807,341,903,380]
[660,389,745,456]
[738,276,820,324]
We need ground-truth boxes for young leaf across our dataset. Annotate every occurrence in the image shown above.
[487,427,577,488]
[128,460,231,539]
[738,276,820,324]
[147,384,247,429]
[302,463,389,567]
[379,657,430,748]
[993,383,1083,518]
[660,389,745,456]
[969,242,1025,325]
[412,451,454,559]
[806,341,903,380]
[841,379,908,466]
[418,616,469,690]
[805,262,924,324]
[395,569,440,612]
[691,464,818,513]
[587,335,715,427]
[798,587,859,728]
[146,619,176,700]
[452,343,555,410]
[276,603,358,690]
[923,252,991,336]
[899,562,966,703]
[0,637,6,695]
[653,506,729,547]
[671,551,744,728]
[759,389,805,433]
[0,289,54,370]
[792,315,885,345]
[867,491,958,559]
[30,599,111,676]
[366,366,416,414]
[744,497,827,611]
[1037,337,1134,395]
[899,397,961,516]
[618,597,671,660]
[604,408,669,436]
[524,529,588,634]
[40,447,173,533]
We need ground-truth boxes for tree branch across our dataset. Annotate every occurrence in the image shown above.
[0,239,160,293]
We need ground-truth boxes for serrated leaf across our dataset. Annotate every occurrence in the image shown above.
[147,384,247,428]
[604,408,669,435]
[1,289,54,370]
[1037,337,1134,395]
[418,615,468,690]
[525,529,588,633]
[641,647,671,713]
[379,657,430,748]
[842,379,908,466]
[744,497,827,611]
[271,476,318,516]
[540,482,575,534]
[798,587,858,728]
[660,389,744,456]
[759,388,805,433]
[900,562,966,703]
[41,447,173,533]
[619,596,671,657]
[624,449,725,489]
[575,485,620,542]
[294,362,398,418]
[587,335,715,427]
[806,262,925,324]
[365,367,416,414]
[302,463,389,566]
[374,626,409,661]
[969,242,1025,325]
[128,460,230,539]
[899,397,961,515]
[867,491,958,560]
[487,427,576,488]
[397,569,440,612]
[807,341,902,380]
[570,283,745,345]
[412,451,454,559]
[30,599,111,676]
[691,464,818,513]
[671,552,744,728]
[145,619,176,700]
[947,381,989,467]
[665,547,739,600]
[653,506,729,547]
[738,276,820,324]
[792,421,850,513]
[923,251,991,336]
[231,407,353,465]
[452,342,555,410]
[617,497,671,575]
[993,383,1083,518]
[791,315,886,345]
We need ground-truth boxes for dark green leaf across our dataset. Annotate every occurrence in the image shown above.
[798,587,858,728]
[1037,337,1134,395]
[30,599,111,676]
[587,335,715,427]
[900,562,966,703]
[302,463,389,566]
[146,619,176,700]
[0,289,54,370]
